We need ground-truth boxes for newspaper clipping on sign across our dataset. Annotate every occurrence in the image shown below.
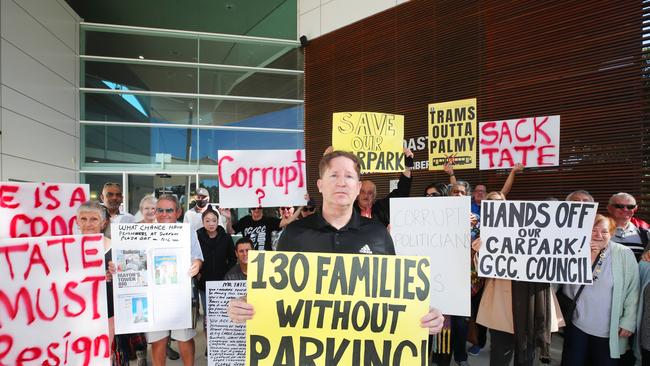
[111,223,193,334]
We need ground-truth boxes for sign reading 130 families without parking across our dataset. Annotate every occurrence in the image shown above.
[332,112,405,173]
[246,251,430,365]
[427,98,477,171]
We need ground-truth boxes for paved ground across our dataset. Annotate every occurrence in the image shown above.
[130,315,564,365]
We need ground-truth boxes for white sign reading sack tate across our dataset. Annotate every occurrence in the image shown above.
[479,115,560,170]
[390,196,471,316]
[217,150,307,208]
[478,200,598,284]
[112,223,193,334]
[0,182,89,238]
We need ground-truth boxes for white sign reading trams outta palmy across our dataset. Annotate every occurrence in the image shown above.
[478,200,598,285]
[390,196,471,316]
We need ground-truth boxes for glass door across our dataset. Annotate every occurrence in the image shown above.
[127,174,195,219]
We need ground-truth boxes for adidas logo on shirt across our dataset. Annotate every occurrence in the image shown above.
[359,244,373,254]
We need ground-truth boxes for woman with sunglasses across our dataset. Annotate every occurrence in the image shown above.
[561,214,639,365]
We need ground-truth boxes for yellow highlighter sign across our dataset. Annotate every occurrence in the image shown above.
[427,98,477,170]
[246,251,430,365]
[332,112,405,173]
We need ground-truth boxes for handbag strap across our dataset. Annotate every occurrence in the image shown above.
[572,249,604,303]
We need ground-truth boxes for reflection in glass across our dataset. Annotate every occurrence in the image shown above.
[83,92,198,125]
[198,101,303,128]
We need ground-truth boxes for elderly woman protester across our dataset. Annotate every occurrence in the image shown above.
[76,202,117,357]
[476,191,564,366]
[561,214,639,366]
[138,195,157,223]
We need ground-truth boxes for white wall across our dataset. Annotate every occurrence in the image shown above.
[0,0,80,183]
[299,0,408,40]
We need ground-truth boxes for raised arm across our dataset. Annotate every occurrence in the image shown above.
[500,163,524,196]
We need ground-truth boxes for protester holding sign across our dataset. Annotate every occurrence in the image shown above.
[146,195,203,366]
[560,214,639,365]
[228,150,444,335]
[476,192,564,366]
[76,201,121,362]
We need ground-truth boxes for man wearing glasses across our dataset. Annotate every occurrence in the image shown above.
[101,182,136,223]
[608,192,649,261]
[147,194,203,366]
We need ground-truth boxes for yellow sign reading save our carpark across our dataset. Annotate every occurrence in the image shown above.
[332,112,405,173]
[246,251,430,365]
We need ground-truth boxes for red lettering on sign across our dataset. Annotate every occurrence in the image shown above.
[499,149,514,168]
[0,185,19,209]
[537,145,556,165]
[81,276,104,320]
[0,244,29,280]
[514,119,530,142]
[218,155,235,188]
[15,347,40,365]
[513,145,536,166]
[46,342,61,365]
[479,122,498,145]
[0,287,35,328]
[81,236,103,269]
[71,336,92,366]
[499,122,513,145]
[35,283,59,321]
[68,187,87,207]
[47,237,75,273]
[44,186,61,210]
[63,281,85,317]
[534,116,551,143]
[0,334,13,365]
[482,147,499,168]
[24,245,51,280]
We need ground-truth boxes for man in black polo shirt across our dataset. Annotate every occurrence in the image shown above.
[229,150,444,335]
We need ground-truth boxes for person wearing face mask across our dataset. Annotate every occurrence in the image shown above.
[183,188,211,232]
[560,214,639,366]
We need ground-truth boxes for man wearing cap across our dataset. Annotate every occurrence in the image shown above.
[183,187,211,232]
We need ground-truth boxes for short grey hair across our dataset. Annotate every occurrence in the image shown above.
[565,190,594,202]
[77,201,107,221]
[608,192,636,205]
[453,181,472,195]
[157,194,179,209]
[139,195,157,211]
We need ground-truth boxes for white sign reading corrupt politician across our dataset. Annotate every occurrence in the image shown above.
[478,200,598,285]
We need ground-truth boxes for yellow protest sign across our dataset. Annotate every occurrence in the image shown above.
[332,112,405,173]
[427,98,477,170]
[246,251,430,365]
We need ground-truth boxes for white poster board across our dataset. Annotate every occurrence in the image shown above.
[206,281,246,366]
[0,234,109,365]
[478,200,598,284]
[0,182,89,238]
[479,115,560,170]
[390,196,471,316]
[111,223,193,334]
[217,149,307,208]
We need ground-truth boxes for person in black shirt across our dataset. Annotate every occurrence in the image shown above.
[229,150,444,335]
[224,237,254,281]
[229,207,280,251]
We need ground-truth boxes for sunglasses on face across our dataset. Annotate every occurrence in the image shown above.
[425,192,441,197]
[280,207,292,211]
[302,207,316,212]
[156,208,176,214]
[613,204,636,210]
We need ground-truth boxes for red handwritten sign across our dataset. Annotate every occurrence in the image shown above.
[0,234,109,366]
[217,150,307,208]
[0,182,89,239]
[479,116,560,170]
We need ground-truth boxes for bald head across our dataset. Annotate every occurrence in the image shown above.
[357,180,376,210]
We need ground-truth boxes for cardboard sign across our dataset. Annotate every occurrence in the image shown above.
[478,200,598,284]
[111,223,193,334]
[246,251,430,365]
[332,112,405,173]
[391,196,471,316]
[218,150,307,208]
[206,281,246,366]
[0,182,89,238]
[479,116,560,170]
[0,234,109,366]
[427,99,477,170]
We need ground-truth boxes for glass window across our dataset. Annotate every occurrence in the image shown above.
[84,61,199,94]
[199,69,303,99]
[198,101,303,128]
[83,125,197,167]
[84,31,199,63]
[81,173,122,202]
[83,92,199,124]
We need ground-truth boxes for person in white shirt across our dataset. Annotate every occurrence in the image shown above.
[101,182,136,224]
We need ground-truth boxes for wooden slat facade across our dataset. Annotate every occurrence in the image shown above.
[304,0,649,221]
